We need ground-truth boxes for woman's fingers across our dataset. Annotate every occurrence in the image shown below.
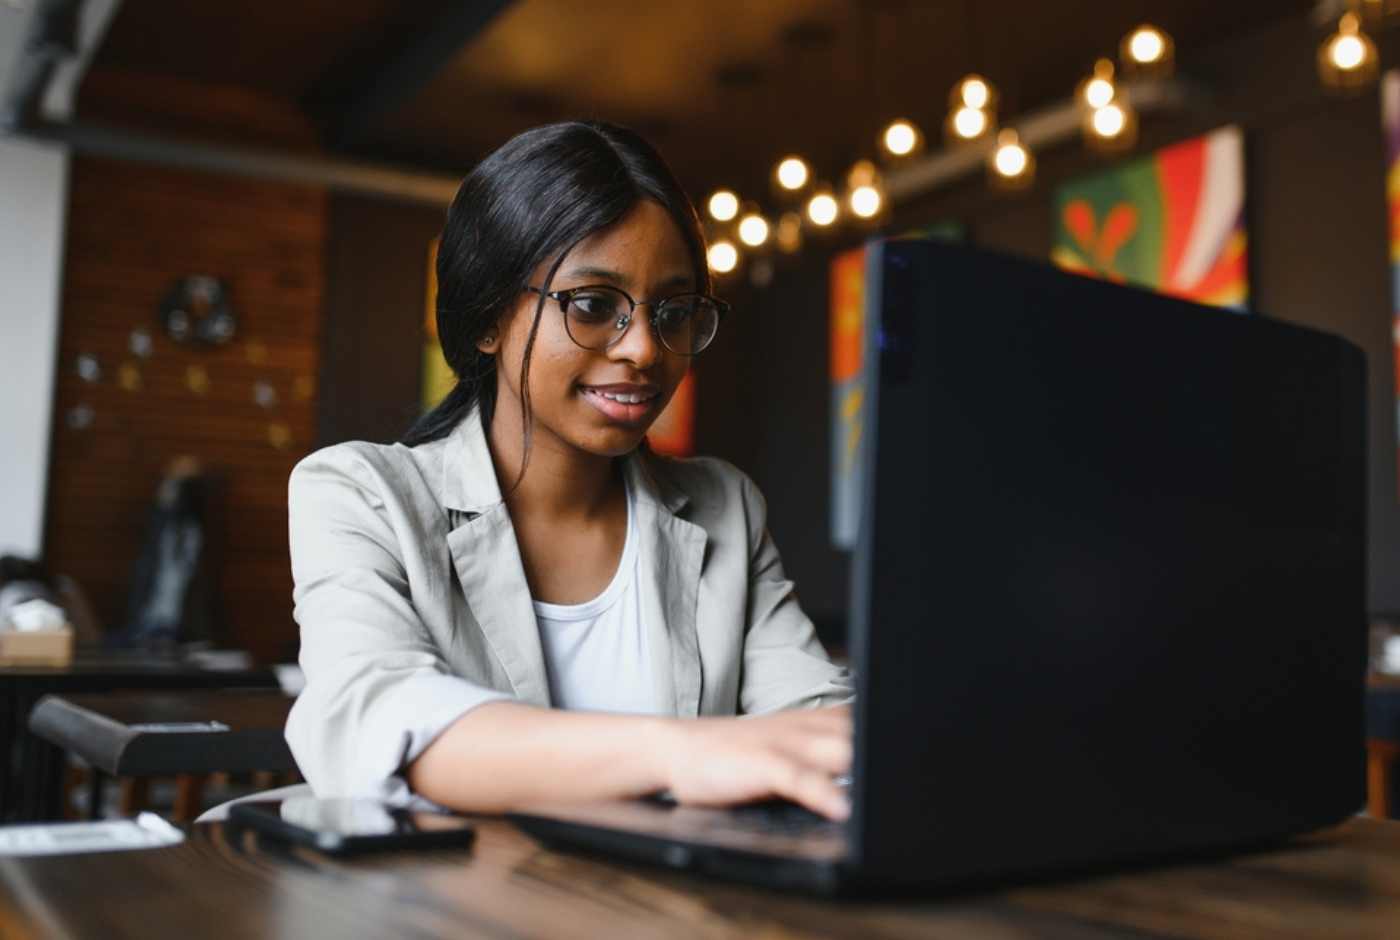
[771,762,851,821]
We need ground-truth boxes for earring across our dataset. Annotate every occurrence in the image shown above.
[480,330,499,351]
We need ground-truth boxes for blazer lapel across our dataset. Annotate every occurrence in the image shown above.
[441,411,550,707]
[437,409,706,716]
[627,453,707,717]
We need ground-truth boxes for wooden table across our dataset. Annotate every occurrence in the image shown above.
[0,654,276,822]
[27,690,297,820]
[0,816,1397,938]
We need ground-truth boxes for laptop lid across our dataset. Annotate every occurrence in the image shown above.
[847,240,1366,885]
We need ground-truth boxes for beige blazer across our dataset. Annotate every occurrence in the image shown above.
[284,407,853,800]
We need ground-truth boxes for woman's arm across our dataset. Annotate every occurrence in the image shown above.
[733,472,855,714]
[407,701,852,819]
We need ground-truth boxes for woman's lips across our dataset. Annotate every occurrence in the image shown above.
[579,385,661,425]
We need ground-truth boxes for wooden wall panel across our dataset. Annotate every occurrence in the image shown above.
[44,156,327,664]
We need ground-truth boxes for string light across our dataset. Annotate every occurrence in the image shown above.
[707,239,739,274]
[737,209,770,247]
[988,128,1034,190]
[1079,57,1136,152]
[946,74,996,142]
[707,190,739,222]
[1318,11,1378,93]
[1120,24,1174,78]
[774,157,810,192]
[881,119,922,157]
[957,75,993,110]
[1084,99,1137,152]
[1078,59,1117,111]
[1093,105,1127,138]
[806,184,839,227]
[845,159,885,220]
[950,106,988,139]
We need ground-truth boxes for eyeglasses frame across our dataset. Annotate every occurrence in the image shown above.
[524,284,729,357]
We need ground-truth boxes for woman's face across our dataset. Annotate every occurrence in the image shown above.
[487,199,697,459]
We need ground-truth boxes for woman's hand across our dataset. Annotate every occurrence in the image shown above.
[659,706,853,820]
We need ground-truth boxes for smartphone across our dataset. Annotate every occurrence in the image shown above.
[228,797,476,856]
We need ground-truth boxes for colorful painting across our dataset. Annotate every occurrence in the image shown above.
[829,245,867,551]
[1052,125,1248,308]
[648,371,696,457]
[423,237,454,410]
[1384,72,1400,496]
[830,223,963,549]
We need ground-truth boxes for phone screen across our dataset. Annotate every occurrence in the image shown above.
[229,797,475,854]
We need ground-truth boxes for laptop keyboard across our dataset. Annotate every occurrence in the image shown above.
[721,799,844,838]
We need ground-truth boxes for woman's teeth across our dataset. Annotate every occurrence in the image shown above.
[592,390,654,404]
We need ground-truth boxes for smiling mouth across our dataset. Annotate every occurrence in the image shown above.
[579,385,662,424]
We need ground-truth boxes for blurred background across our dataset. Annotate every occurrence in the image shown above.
[2,0,1399,665]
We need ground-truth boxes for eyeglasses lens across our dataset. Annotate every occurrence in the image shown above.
[563,288,719,355]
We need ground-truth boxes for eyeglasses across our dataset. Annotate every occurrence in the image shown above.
[524,284,728,356]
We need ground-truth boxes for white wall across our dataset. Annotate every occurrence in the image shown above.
[0,137,68,557]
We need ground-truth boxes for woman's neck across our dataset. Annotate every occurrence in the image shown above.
[486,399,618,521]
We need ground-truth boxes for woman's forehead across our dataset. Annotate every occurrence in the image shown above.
[554,201,694,286]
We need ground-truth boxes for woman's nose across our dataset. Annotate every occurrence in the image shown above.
[607,306,662,368]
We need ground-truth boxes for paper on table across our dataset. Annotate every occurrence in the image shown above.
[0,813,185,856]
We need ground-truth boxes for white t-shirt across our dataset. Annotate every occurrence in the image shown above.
[533,480,662,715]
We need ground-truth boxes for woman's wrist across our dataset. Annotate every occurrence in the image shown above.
[643,715,686,793]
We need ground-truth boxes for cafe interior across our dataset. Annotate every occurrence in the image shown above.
[3,0,1400,933]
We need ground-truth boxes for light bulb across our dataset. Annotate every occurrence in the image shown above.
[807,191,838,227]
[1128,27,1165,64]
[883,120,919,156]
[988,129,1035,191]
[707,240,738,273]
[1331,34,1366,71]
[775,157,809,191]
[738,213,770,247]
[1318,12,1379,92]
[1120,24,1175,79]
[994,141,1028,177]
[1085,77,1115,109]
[707,190,739,222]
[1092,104,1126,138]
[1079,59,1116,110]
[850,185,882,219]
[959,76,990,110]
[952,106,988,139]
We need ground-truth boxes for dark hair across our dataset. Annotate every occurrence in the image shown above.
[401,121,710,452]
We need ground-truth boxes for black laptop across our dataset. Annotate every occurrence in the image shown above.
[508,239,1367,895]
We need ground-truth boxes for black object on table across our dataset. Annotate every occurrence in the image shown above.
[1,652,276,822]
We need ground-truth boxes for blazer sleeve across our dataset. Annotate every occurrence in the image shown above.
[283,448,510,804]
[736,472,856,714]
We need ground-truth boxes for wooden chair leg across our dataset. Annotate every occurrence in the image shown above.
[1367,741,1395,819]
[118,777,150,816]
[87,768,105,820]
[173,774,207,823]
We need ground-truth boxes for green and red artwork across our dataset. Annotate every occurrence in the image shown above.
[1053,126,1247,308]
[1383,72,1400,496]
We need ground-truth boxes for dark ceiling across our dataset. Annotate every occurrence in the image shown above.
[81,0,1320,200]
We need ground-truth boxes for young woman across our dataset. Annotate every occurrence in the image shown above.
[284,121,854,821]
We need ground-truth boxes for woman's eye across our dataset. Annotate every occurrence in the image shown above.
[570,294,620,322]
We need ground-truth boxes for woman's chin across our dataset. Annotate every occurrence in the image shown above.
[579,427,651,458]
